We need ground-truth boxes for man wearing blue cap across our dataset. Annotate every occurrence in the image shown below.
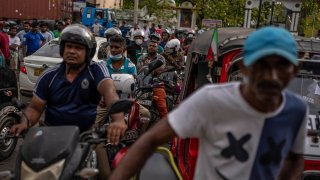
[109,27,308,180]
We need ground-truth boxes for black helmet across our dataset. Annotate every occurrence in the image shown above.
[104,27,121,39]
[149,33,161,42]
[59,24,97,61]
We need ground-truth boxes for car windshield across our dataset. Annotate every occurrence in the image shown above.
[33,40,61,58]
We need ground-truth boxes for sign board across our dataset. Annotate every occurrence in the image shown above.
[202,19,223,28]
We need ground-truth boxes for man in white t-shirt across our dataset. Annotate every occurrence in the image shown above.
[109,27,308,180]
[92,20,102,36]
[9,26,21,69]
[40,22,53,43]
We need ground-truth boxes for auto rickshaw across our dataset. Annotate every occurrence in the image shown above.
[173,27,320,180]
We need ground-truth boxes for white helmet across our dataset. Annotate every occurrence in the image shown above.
[133,29,145,39]
[111,74,136,95]
[165,38,181,52]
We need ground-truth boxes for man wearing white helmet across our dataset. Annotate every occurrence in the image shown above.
[163,38,184,71]
[127,29,145,65]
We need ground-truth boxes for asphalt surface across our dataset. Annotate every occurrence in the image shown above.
[0,95,30,172]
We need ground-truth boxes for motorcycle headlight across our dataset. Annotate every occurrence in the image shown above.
[21,159,65,180]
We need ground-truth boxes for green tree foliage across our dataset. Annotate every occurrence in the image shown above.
[123,0,134,9]
[300,0,320,37]
[122,0,319,36]
[179,0,247,27]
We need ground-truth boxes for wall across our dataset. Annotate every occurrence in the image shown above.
[0,0,73,20]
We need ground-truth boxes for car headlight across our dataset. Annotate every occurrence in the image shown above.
[21,159,65,180]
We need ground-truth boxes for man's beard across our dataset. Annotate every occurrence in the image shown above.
[66,62,86,74]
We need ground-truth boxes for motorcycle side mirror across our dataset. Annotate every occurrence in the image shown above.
[109,99,133,114]
[144,60,164,77]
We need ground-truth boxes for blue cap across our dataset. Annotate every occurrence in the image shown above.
[243,27,298,67]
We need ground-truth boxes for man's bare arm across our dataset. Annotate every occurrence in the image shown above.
[11,96,46,136]
[25,96,46,126]
[109,117,177,180]
[22,45,26,58]
[98,79,126,145]
[278,152,304,180]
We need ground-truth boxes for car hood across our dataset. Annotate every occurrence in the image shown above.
[24,55,63,67]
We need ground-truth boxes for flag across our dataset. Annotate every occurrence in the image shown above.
[206,28,218,83]
[207,28,218,61]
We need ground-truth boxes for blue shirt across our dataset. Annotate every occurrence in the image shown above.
[120,26,128,38]
[106,57,137,75]
[34,62,111,132]
[23,31,46,55]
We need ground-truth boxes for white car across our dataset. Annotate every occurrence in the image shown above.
[19,37,109,97]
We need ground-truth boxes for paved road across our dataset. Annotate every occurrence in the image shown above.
[0,95,30,171]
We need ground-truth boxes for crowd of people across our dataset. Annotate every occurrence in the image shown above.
[0,18,72,69]
[0,15,310,180]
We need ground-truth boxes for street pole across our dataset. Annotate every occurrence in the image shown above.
[134,0,139,24]
[270,0,275,25]
[256,0,263,28]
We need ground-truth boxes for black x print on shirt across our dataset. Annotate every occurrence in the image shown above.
[260,137,286,165]
[221,132,252,162]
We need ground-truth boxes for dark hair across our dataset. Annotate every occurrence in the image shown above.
[10,25,17,30]
[39,22,48,27]
[109,35,126,48]
[23,21,30,25]
[31,22,39,27]
[149,39,159,44]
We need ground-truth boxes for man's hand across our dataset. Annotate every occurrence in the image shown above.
[107,112,127,145]
[10,120,28,136]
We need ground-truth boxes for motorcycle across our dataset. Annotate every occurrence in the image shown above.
[135,60,179,126]
[0,99,133,180]
[0,67,20,161]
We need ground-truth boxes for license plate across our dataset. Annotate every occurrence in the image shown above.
[137,99,152,106]
[34,68,44,76]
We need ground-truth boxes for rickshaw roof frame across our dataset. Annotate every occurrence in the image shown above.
[189,27,320,58]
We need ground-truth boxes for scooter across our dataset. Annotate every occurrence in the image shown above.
[0,99,133,180]
[0,67,20,161]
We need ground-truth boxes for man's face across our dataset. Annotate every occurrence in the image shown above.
[57,24,63,31]
[31,26,39,33]
[9,28,17,37]
[110,42,124,56]
[40,26,47,33]
[148,42,158,54]
[23,24,30,32]
[162,33,169,40]
[244,55,297,103]
[63,42,86,67]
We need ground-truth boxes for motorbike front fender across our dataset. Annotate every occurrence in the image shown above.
[0,105,20,123]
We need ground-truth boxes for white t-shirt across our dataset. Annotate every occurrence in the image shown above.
[92,24,102,36]
[40,32,53,43]
[9,36,21,48]
[142,28,150,42]
[168,82,308,180]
